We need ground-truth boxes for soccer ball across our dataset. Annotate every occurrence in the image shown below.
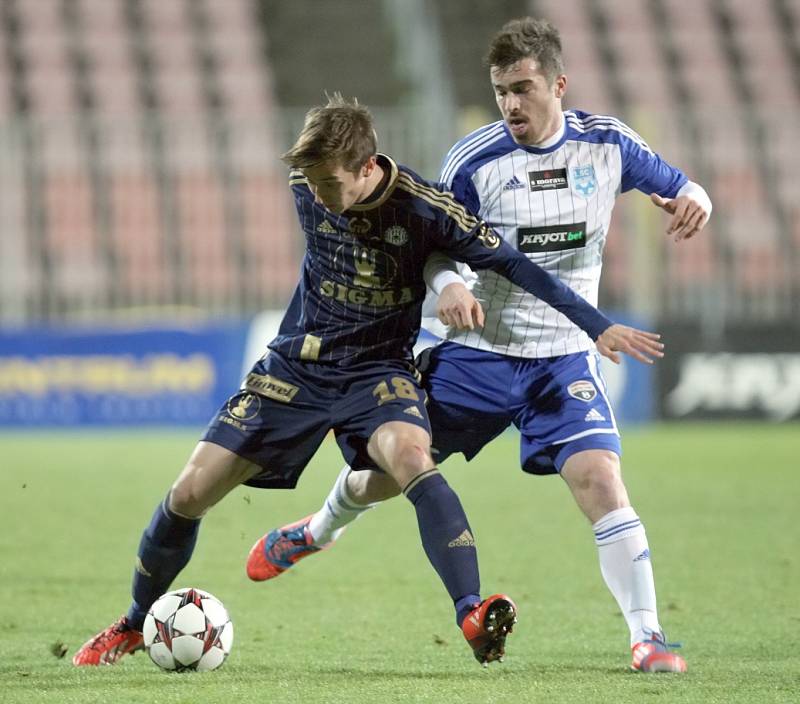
[143,587,234,671]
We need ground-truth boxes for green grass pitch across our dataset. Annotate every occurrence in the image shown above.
[0,424,798,703]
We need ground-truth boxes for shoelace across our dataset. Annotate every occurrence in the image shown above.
[266,530,309,560]
[641,629,682,650]
[88,621,128,650]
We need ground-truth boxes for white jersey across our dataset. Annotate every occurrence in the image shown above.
[431,110,687,358]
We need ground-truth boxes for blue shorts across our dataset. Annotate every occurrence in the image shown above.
[421,341,621,474]
[202,352,430,489]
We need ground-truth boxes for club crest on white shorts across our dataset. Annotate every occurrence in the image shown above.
[567,380,597,402]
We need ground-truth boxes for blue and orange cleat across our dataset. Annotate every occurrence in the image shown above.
[247,514,334,582]
[72,615,144,666]
[631,631,687,673]
[461,594,517,666]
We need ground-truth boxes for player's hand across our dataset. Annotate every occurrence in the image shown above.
[437,283,485,330]
[650,193,709,242]
[595,324,664,365]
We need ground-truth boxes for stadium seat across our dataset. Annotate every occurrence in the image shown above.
[175,171,233,304]
[538,0,617,114]
[240,172,301,302]
[110,170,168,304]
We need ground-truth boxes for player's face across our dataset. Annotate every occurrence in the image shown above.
[491,58,566,145]
[302,158,375,214]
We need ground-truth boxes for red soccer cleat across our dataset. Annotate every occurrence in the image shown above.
[72,616,144,666]
[631,632,687,673]
[461,594,517,665]
[246,514,334,582]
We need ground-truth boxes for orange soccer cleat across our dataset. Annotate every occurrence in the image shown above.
[631,631,687,673]
[72,615,144,666]
[246,514,334,582]
[461,594,517,666]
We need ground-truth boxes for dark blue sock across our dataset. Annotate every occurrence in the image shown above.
[126,495,200,630]
[404,472,480,626]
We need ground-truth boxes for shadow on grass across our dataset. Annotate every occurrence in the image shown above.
[310,663,630,679]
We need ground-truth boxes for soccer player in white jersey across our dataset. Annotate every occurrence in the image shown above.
[246,18,711,673]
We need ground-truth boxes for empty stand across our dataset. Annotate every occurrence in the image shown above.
[258,0,403,107]
[662,0,740,108]
[597,0,673,110]
[239,172,301,302]
[175,170,232,303]
[0,0,795,322]
[536,0,617,114]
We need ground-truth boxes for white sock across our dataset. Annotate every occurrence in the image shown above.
[593,506,662,647]
[307,465,375,545]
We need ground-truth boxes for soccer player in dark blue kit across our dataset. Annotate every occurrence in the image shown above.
[73,94,663,667]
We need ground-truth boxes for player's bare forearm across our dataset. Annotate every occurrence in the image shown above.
[595,324,664,365]
[437,283,484,330]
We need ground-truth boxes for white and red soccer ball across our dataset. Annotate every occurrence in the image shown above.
[143,587,233,671]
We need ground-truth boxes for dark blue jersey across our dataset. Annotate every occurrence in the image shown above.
[268,154,612,366]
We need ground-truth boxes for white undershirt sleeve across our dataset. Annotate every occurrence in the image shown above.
[677,180,712,217]
[423,252,466,296]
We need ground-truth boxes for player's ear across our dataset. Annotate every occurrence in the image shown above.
[361,155,378,178]
[554,74,567,99]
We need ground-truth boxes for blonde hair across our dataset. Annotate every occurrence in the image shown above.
[282,93,377,173]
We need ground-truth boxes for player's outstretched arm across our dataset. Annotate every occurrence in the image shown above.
[595,324,664,365]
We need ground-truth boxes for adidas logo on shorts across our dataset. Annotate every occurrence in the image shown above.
[584,408,606,422]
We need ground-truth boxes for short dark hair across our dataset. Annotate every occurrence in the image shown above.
[485,17,564,83]
[282,93,377,174]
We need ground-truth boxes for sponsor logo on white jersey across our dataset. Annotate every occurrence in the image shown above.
[527,168,568,191]
[518,223,587,253]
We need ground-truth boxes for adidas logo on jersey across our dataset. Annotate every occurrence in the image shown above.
[316,220,336,234]
[403,406,423,419]
[584,408,606,422]
[448,530,475,548]
[502,175,526,191]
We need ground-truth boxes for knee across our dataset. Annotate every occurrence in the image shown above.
[169,464,208,518]
[591,453,623,490]
[392,441,433,479]
[565,450,624,494]
[367,423,434,487]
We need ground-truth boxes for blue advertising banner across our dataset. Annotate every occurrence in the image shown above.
[594,312,655,425]
[0,310,655,428]
[0,323,251,427]
[596,347,654,425]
